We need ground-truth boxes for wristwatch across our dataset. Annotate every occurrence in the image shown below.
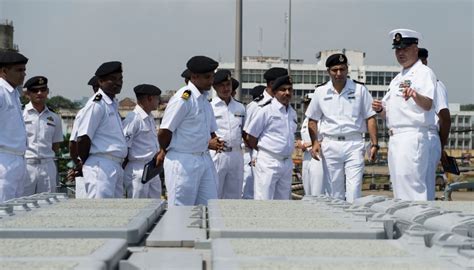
[371,144,380,150]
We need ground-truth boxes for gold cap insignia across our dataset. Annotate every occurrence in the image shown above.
[395,33,402,42]
[38,78,45,85]
[288,76,293,84]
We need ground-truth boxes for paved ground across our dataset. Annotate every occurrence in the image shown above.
[362,189,473,201]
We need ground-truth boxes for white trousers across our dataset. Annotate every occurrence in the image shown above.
[75,177,87,199]
[83,156,124,198]
[302,152,326,196]
[426,130,441,200]
[388,130,431,201]
[124,160,162,199]
[164,151,217,206]
[254,150,293,200]
[211,150,244,199]
[321,139,365,203]
[0,153,25,202]
[242,150,254,199]
[23,159,57,196]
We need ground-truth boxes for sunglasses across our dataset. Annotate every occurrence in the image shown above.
[27,88,48,93]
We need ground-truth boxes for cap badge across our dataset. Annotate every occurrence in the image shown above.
[288,76,293,84]
[226,74,231,80]
[339,55,344,62]
[38,78,45,85]
[395,33,402,42]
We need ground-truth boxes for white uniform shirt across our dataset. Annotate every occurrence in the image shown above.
[0,78,26,153]
[243,90,272,131]
[305,79,375,136]
[211,96,245,148]
[382,60,437,129]
[246,99,297,157]
[69,107,86,142]
[160,82,217,153]
[122,105,159,161]
[23,102,63,159]
[76,89,127,159]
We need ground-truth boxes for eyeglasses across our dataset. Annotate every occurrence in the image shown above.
[27,88,48,93]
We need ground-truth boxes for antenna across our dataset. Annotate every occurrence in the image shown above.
[283,12,288,58]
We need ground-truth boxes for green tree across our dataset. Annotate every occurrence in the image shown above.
[46,95,81,110]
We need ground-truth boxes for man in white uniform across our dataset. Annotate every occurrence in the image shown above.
[372,29,438,201]
[122,84,162,198]
[242,68,288,199]
[77,61,127,198]
[242,85,265,199]
[22,76,63,195]
[0,51,28,202]
[418,48,451,200]
[210,70,246,199]
[306,53,378,203]
[246,75,297,200]
[298,93,325,195]
[158,56,223,206]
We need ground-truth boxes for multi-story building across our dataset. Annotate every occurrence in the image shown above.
[219,49,400,146]
[448,103,474,151]
[0,20,19,52]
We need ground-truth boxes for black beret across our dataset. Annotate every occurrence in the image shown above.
[231,78,239,91]
[95,61,122,77]
[24,76,48,90]
[263,67,288,82]
[213,69,231,85]
[87,76,99,87]
[0,51,28,65]
[272,75,293,91]
[326,53,348,68]
[250,85,265,99]
[418,48,429,58]
[181,69,191,80]
[133,84,162,96]
[186,56,218,74]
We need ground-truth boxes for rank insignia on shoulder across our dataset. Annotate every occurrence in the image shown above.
[93,93,102,102]
[181,90,191,100]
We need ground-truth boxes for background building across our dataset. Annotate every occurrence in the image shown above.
[0,19,19,52]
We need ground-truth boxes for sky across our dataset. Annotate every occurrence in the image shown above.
[0,0,473,103]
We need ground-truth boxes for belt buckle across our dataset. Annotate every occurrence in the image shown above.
[337,136,345,141]
[223,146,232,152]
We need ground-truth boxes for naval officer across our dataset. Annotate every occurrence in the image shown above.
[22,76,63,195]
[76,61,127,198]
[158,56,222,206]
[210,69,246,199]
[0,51,28,202]
[372,29,438,201]
[246,75,297,200]
[306,53,378,203]
[122,84,162,198]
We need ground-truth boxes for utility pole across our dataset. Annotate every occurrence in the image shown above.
[235,0,243,100]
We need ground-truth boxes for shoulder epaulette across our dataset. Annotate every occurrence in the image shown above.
[233,98,243,104]
[259,99,272,107]
[352,79,365,85]
[254,94,264,102]
[316,81,328,88]
[93,93,102,102]
[181,89,191,100]
[47,106,57,113]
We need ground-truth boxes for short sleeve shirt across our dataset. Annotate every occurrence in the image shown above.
[0,78,26,153]
[211,96,246,148]
[305,79,375,136]
[23,102,63,158]
[160,82,217,153]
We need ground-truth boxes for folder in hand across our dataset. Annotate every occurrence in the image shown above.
[442,156,460,175]
[141,157,163,184]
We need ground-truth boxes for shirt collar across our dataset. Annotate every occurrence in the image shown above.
[187,82,203,99]
[133,104,151,120]
[402,59,423,74]
[97,89,114,105]
[0,78,16,93]
[329,78,354,95]
[213,95,234,106]
[271,98,287,112]
[25,102,49,113]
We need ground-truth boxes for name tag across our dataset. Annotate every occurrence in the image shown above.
[215,115,223,119]
[348,96,355,100]
[46,122,56,127]
[323,96,332,101]
[234,114,244,118]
